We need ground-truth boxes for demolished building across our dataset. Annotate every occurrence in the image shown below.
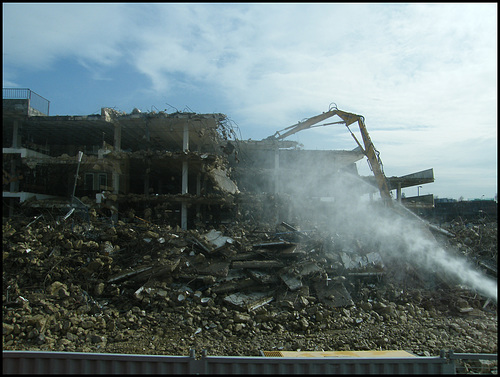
[3,89,244,229]
[3,89,435,228]
[3,88,450,305]
[3,89,497,361]
[5,87,476,306]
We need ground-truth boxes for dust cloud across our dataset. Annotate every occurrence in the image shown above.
[277,161,497,302]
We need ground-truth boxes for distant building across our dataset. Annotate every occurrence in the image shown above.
[434,198,457,203]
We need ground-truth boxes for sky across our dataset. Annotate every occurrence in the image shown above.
[3,2,497,200]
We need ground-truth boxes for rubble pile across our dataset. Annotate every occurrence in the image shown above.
[2,209,497,360]
[439,218,498,276]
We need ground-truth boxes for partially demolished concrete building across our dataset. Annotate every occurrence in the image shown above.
[3,88,434,228]
[3,90,498,363]
[3,89,243,228]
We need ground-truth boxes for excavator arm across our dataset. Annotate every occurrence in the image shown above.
[267,106,392,204]
[268,110,340,140]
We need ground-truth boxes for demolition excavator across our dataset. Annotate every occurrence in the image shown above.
[265,104,393,204]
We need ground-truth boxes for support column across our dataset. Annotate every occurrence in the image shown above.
[196,172,202,225]
[274,146,280,194]
[12,120,20,148]
[181,123,189,230]
[144,173,150,194]
[9,120,21,217]
[182,161,188,194]
[113,172,120,195]
[112,123,121,195]
[397,183,402,203]
[10,159,19,193]
[113,123,122,152]
[111,171,120,223]
[273,146,280,223]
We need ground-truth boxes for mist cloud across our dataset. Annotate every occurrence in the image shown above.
[274,162,497,301]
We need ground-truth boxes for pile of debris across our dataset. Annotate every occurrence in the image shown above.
[2,214,385,312]
[2,207,497,361]
[438,218,498,277]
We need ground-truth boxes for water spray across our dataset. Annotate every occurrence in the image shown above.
[285,168,497,302]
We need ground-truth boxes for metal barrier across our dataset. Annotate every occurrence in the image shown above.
[3,350,459,374]
[2,350,194,374]
[3,88,32,99]
[3,88,50,115]
[447,350,498,374]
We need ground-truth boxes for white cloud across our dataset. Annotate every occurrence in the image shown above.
[3,3,130,74]
[2,3,496,198]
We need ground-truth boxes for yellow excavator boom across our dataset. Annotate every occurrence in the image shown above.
[268,107,392,203]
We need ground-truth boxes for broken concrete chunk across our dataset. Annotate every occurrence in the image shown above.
[230,251,262,261]
[314,281,354,308]
[340,252,364,270]
[145,230,159,239]
[211,278,256,294]
[299,296,309,307]
[247,269,280,284]
[233,312,252,323]
[280,273,303,291]
[232,260,284,269]
[134,286,146,300]
[347,272,384,279]
[209,168,239,194]
[193,253,206,264]
[196,262,230,277]
[188,236,212,254]
[3,323,15,336]
[203,229,234,249]
[252,241,296,249]
[107,266,153,283]
[277,244,304,258]
[365,251,385,268]
[94,283,105,296]
[48,282,70,298]
[296,261,321,277]
[223,291,274,312]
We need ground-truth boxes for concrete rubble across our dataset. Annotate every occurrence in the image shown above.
[2,206,497,365]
